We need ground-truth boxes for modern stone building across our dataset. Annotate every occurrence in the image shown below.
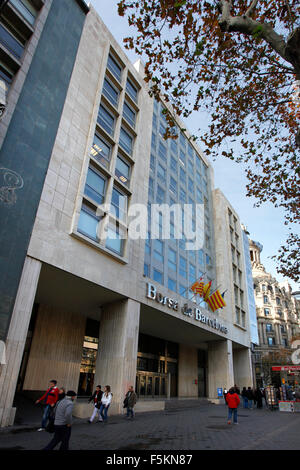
[249,239,300,387]
[0,1,255,427]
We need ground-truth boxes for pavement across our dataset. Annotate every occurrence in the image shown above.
[0,397,300,454]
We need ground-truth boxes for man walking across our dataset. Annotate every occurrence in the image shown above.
[87,385,103,423]
[43,390,77,450]
[226,387,240,425]
[35,379,59,432]
[124,386,137,420]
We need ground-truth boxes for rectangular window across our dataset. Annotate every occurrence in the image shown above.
[119,127,133,155]
[179,150,186,167]
[158,141,167,162]
[266,324,272,332]
[170,156,177,173]
[154,239,164,263]
[263,295,269,304]
[0,22,25,59]
[169,176,177,195]
[97,104,115,136]
[264,308,270,316]
[105,225,124,256]
[168,248,177,272]
[156,186,165,204]
[115,155,131,186]
[123,101,136,128]
[102,77,119,107]
[171,139,177,154]
[90,133,111,169]
[107,53,122,81]
[111,187,127,222]
[168,278,176,292]
[144,263,149,277]
[179,256,187,278]
[179,284,187,298]
[10,0,37,25]
[84,167,106,205]
[157,163,166,181]
[126,78,138,102]
[180,187,186,204]
[78,204,99,241]
[189,263,196,282]
[153,269,163,285]
[268,337,275,346]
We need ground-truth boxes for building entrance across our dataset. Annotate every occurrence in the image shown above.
[136,333,178,398]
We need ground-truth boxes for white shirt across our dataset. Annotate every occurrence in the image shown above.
[101,392,112,406]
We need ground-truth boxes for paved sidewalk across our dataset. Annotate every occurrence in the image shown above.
[0,400,300,451]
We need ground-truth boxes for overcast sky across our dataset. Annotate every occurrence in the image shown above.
[90,0,299,292]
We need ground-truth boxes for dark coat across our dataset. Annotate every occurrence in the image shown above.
[88,389,103,409]
[124,391,137,408]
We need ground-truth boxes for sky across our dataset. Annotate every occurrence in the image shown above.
[90,0,299,292]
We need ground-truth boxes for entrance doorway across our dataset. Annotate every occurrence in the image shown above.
[198,349,207,397]
[77,318,100,397]
[136,333,178,398]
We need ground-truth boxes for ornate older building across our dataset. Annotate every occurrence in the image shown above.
[249,239,300,387]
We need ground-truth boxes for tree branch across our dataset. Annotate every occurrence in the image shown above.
[245,0,259,17]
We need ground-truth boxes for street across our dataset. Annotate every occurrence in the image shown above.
[0,399,299,452]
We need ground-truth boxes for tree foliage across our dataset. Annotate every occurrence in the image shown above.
[118,0,300,282]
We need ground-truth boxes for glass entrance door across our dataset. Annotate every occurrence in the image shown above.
[136,371,168,398]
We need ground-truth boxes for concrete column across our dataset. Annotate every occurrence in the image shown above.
[0,256,41,427]
[207,339,234,399]
[178,344,198,398]
[23,304,86,392]
[233,347,253,389]
[94,298,140,415]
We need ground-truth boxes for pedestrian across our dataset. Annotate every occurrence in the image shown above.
[223,387,228,405]
[246,387,254,409]
[241,387,248,408]
[35,379,59,432]
[226,387,240,424]
[255,387,263,408]
[99,385,112,423]
[87,385,103,423]
[233,384,240,395]
[294,387,300,402]
[43,390,77,450]
[123,385,137,420]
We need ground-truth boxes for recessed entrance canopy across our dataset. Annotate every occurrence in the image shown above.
[139,303,227,349]
[35,263,126,320]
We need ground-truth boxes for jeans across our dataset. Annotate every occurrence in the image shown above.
[100,404,110,422]
[248,399,253,409]
[242,397,248,408]
[228,408,238,423]
[126,407,134,418]
[43,425,71,450]
[41,404,52,429]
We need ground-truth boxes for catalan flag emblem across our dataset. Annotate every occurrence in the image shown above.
[203,281,212,302]
[207,290,226,312]
[190,280,204,296]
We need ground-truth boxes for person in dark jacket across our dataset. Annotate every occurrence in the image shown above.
[246,387,255,409]
[226,387,240,424]
[255,388,263,408]
[124,386,137,420]
[241,387,248,408]
[87,385,103,423]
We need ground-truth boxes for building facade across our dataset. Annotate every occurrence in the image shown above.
[0,3,254,427]
[249,240,300,387]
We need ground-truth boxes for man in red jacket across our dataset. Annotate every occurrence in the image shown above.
[35,380,60,431]
[226,387,240,424]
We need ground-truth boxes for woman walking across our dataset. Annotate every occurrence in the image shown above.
[99,385,112,423]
